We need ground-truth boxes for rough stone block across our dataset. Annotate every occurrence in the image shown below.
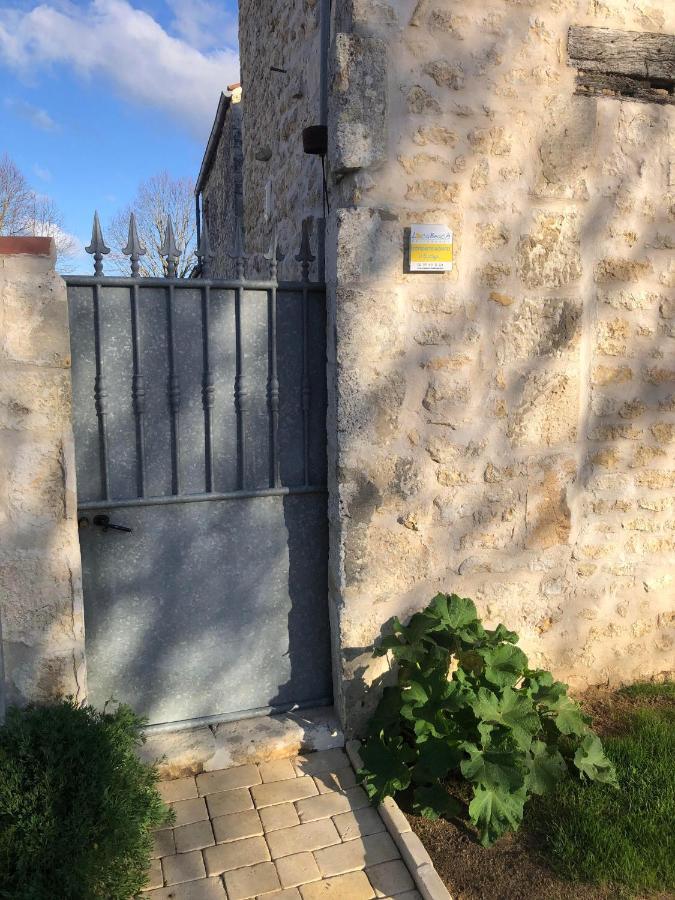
[516,213,582,289]
[509,371,579,448]
[331,33,387,174]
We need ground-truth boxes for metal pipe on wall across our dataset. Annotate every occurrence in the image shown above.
[319,0,330,128]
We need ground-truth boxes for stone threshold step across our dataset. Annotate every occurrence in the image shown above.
[140,706,344,778]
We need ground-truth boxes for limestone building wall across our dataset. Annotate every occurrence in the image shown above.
[324,0,674,731]
[201,101,244,280]
[237,0,326,278]
[0,238,85,714]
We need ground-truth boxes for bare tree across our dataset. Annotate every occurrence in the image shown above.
[107,172,197,277]
[0,154,76,263]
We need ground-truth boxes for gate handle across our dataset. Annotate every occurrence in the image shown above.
[93,514,133,534]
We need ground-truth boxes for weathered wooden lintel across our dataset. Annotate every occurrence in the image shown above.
[568,26,675,106]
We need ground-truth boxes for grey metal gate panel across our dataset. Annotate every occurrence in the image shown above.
[66,225,331,728]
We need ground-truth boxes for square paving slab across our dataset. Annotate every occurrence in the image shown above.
[142,749,421,900]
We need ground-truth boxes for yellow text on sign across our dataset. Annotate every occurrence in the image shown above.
[410,243,454,263]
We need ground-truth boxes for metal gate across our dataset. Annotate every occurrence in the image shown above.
[66,215,331,729]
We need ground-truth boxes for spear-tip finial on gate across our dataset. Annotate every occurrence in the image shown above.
[264,225,285,281]
[85,211,110,276]
[196,218,214,279]
[228,218,248,280]
[295,219,315,282]
[160,217,180,278]
[122,212,146,277]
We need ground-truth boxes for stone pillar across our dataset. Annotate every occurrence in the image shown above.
[0,237,85,714]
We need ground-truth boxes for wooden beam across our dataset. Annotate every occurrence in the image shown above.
[575,71,673,105]
[568,26,675,105]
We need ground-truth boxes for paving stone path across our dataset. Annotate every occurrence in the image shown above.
[142,747,421,900]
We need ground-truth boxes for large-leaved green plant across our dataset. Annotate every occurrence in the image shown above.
[358,593,616,846]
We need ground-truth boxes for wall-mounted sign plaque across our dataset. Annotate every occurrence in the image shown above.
[409,224,454,272]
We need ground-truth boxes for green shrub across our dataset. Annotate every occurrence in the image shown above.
[358,593,616,846]
[0,699,171,900]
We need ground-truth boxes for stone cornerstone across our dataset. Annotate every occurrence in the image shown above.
[0,237,85,716]
[323,0,675,733]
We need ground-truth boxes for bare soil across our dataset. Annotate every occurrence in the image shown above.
[405,685,674,900]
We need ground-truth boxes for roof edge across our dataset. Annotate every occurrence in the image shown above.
[195,92,232,196]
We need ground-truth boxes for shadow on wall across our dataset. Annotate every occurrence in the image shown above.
[323,11,674,732]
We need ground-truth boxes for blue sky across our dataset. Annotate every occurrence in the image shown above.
[0,0,240,271]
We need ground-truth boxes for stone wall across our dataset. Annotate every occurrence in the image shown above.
[0,237,85,714]
[237,0,326,278]
[324,0,674,732]
[202,101,244,280]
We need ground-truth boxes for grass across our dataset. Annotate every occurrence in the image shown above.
[528,683,674,895]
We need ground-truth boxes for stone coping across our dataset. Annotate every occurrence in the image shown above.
[345,741,452,900]
[0,236,55,256]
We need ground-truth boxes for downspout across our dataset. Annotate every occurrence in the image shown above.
[195,193,201,257]
[318,0,331,279]
[320,0,330,128]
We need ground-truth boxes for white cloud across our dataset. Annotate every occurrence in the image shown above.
[33,163,52,181]
[166,0,238,53]
[0,0,240,138]
[4,97,58,130]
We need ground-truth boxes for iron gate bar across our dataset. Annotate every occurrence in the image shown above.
[201,283,215,493]
[265,229,282,489]
[142,694,334,735]
[165,282,182,495]
[234,278,247,490]
[296,221,316,487]
[129,280,147,497]
[76,485,327,511]
[66,276,321,291]
[92,281,111,501]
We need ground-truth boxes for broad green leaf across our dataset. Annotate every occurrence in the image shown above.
[472,687,540,751]
[446,594,479,629]
[485,623,520,644]
[526,741,567,795]
[413,737,463,783]
[468,784,527,846]
[413,784,462,821]
[479,644,528,688]
[403,680,429,706]
[359,736,414,801]
[574,734,618,786]
[460,742,526,793]
[367,686,403,733]
[547,695,590,736]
